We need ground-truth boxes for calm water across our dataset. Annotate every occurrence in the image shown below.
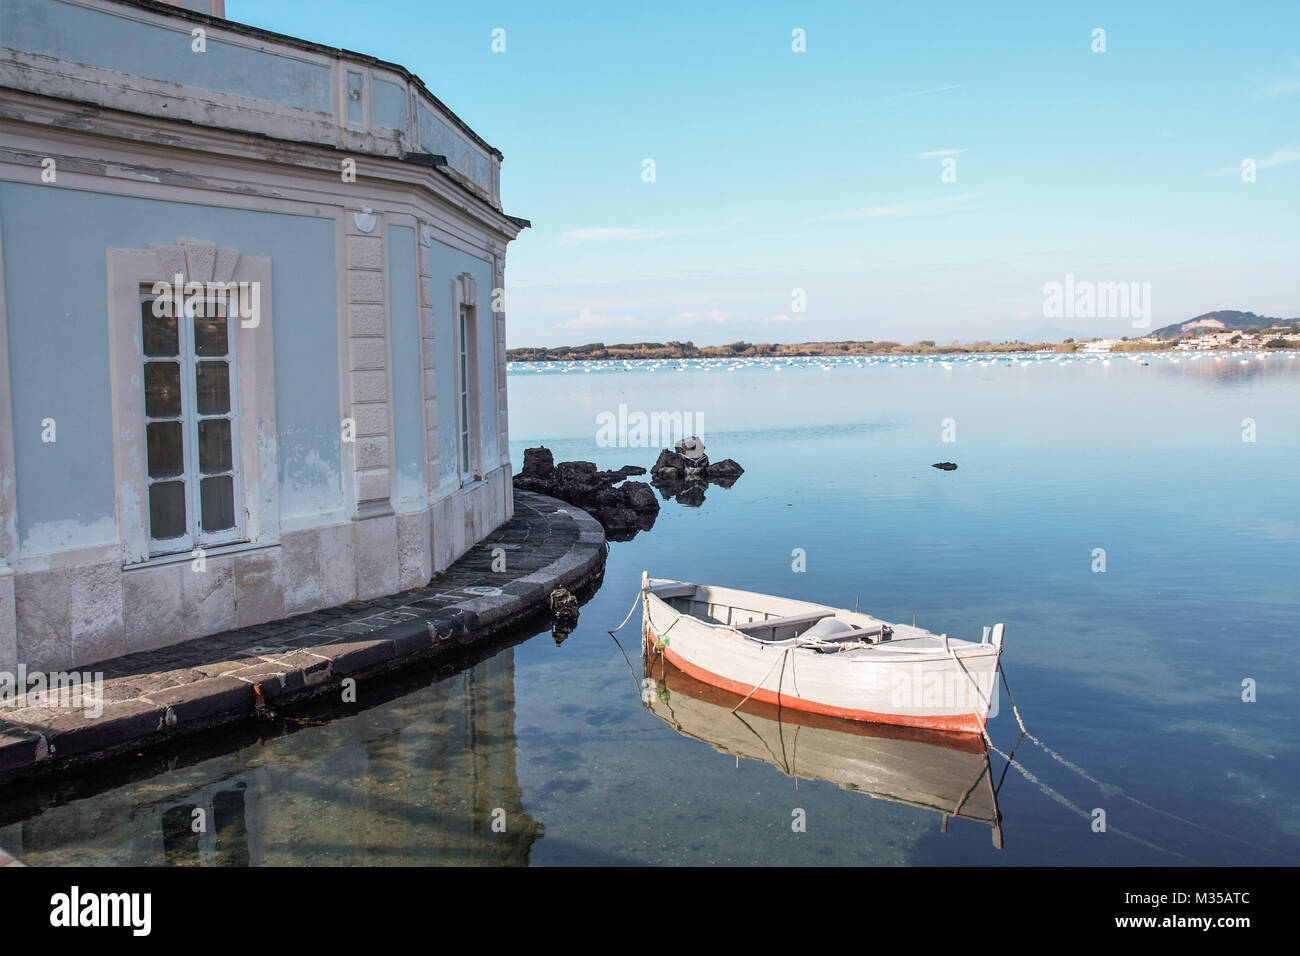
[3,352,1297,865]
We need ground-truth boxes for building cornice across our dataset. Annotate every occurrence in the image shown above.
[0,87,530,242]
[105,0,504,160]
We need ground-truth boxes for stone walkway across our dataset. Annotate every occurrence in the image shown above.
[0,490,606,784]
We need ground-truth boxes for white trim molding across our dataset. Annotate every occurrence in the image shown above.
[451,270,481,486]
[107,240,278,567]
[0,211,17,671]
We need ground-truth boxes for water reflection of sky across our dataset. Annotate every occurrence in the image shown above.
[507,353,1299,865]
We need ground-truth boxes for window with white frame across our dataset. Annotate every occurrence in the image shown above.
[108,242,276,568]
[456,303,479,481]
[140,289,243,554]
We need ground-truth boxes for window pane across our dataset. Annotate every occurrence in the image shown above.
[200,475,235,532]
[195,312,228,357]
[196,362,230,415]
[149,481,187,540]
[146,421,184,478]
[141,301,178,357]
[198,418,233,473]
[144,362,182,417]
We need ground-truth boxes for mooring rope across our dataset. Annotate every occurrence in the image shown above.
[607,585,646,699]
[941,649,1290,862]
[983,736,1193,861]
[643,598,686,646]
[934,651,1192,857]
[994,731,1028,796]
[731,645,792,714]
[947,648,994,735]
[994,661,1295,861]
[940,653,1194,858]
[608,584,645,636]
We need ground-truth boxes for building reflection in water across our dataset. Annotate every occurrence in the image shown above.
[0,648,542,866]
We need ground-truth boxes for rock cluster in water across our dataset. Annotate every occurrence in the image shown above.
[649,438,744,507]
[514,447,659,540]
[932,462,958,471]
[548,584,580,645]
[513,440,746,533]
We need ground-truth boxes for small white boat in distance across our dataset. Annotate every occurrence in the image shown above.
[641,573,1005,735]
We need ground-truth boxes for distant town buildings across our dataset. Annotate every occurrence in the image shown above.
[1082,339,1119,352]
[1074,330,1295,353]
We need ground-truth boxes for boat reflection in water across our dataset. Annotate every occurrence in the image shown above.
[643,644,1006,849]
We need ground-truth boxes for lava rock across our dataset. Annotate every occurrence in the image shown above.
[511,474,551,493]
[594,484,628,508]
[706,458,744,480]
[550,585,579,622]
[554,460,599,483]
[651,449,690,478]
[932,462,958,471]
[514,446,660,539]
[591,507,642,538]
[622,480,659,513]
[521,446,555,479]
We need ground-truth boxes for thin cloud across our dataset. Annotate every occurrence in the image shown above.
[1257,144,1300,166]
[557,224,724,244]
[556,309,639,330]
[1206,143,1300,176]
[879,82,971,103]
[912,148,968,158]
[813,191,979,221]
[675,308,735,323]
[1258,78,1300,96]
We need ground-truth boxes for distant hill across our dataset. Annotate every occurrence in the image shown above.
[1150,310,1300,340]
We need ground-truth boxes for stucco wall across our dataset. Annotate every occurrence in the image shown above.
[0,0,501,202]
[386,224,424,511]
[0,0,332,113]
[372,79,406,131]
[428,242,497,483]
[0,183,342,555]
[0,0,523,671]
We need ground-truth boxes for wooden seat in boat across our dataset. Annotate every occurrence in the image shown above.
[650,583,697,600]
[733,610,835,634]
[800,616,892,646]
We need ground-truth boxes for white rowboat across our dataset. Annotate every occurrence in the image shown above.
[640,573,1005,735]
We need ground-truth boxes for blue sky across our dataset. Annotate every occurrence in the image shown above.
[242,1,1299,346]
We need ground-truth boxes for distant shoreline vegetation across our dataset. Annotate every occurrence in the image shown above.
[510,340,1064,361]
[507,327,1300,362]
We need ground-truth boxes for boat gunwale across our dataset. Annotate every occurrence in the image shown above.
[643,580,994,658]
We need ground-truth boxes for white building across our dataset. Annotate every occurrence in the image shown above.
[1082,339,1118,353]
[0,0,527,672]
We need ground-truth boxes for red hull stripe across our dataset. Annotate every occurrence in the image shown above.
[658,642,986,736]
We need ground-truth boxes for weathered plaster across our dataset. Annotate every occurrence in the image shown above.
[0,0,526,669]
